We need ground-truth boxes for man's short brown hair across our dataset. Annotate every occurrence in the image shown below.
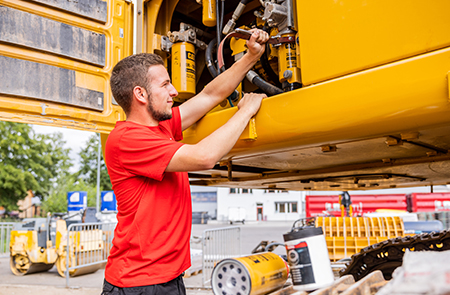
[110,53,165,114]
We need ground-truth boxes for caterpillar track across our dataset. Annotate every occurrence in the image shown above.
[339,229,450,281]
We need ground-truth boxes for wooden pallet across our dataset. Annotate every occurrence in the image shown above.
[267,270,387,295]
[183,268,202,278]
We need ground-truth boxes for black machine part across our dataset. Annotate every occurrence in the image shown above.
[283,227,323,241]
[246,70,284,96]
[340,229,450,281]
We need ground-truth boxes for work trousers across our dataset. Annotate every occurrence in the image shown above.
[101,275,186,295]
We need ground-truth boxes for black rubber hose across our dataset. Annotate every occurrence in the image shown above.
[205,38,218,78]
[253,76,284,96]
[247,70,284,96]
[261,25,282,88]
[220,0,225,34]
[241,0,253,5]
[260,43,282,88]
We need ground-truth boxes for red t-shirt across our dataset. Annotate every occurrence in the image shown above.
[104,107,192,287]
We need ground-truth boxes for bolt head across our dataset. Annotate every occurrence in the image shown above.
[283,70,293,79]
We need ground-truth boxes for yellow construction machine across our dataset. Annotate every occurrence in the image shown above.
[0,0,450,192]
[2,0,450,286]
[9,212,105,277]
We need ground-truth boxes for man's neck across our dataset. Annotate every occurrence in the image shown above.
[125,112,159,127]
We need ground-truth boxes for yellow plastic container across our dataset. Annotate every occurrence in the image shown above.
[315,217,405,261]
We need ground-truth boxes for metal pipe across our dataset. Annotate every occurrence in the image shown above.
[96,133,101,213]
[215,0,221,74]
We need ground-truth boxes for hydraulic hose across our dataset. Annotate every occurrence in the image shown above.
[261,25,282,88]
[205,38,218,78]
[222,0,254,35]
[246,70,284,97]
[215,0,222,74]
[220,0,225,33]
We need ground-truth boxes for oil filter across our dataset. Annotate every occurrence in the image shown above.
[283,227,334,291]
[211,252,289,295]
[171,41,196,101]
[202,0,216,27]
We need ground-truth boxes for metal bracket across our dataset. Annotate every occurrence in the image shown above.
[241,117,258,141]
[220,160,233,181]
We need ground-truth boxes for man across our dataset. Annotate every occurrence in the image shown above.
[102,29,269,295]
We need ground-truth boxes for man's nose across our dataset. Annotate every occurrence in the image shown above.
[169,84,178,97]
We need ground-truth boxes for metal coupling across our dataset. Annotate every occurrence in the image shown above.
[246,70,259,83]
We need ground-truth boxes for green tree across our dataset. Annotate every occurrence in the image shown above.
[42,173,97,213]
[0,122,71,211]
[77,134,112,191]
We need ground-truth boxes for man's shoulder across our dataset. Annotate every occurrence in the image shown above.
[108,121,170,148]
[110,121,153,137]
[107,122,142,148]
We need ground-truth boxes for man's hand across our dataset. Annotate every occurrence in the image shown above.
[237,93,266,118]
[247,29,270,60]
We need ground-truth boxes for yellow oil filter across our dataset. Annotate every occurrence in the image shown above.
[171,42,196,101]
[211,252,289,295]
[278,41,301,84]
[202,0,216,27]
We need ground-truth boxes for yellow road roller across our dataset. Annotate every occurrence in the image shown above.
[9,213,105,277]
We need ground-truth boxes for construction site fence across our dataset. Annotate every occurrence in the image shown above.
[417,211,450,229]
[65,222,117,287]
[202,226,241,288]
[0,222,18,258]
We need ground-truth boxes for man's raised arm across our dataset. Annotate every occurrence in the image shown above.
[166,92,266,172]
[179,29,269,131]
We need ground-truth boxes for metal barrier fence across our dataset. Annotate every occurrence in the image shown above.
[417,211,450,229]
[0,222,17,257]
[65,222,116,287]
[202,226,240,288]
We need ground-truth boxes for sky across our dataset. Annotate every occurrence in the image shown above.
[31,124,96,172]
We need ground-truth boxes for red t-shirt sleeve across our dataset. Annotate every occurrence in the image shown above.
[168,107,183,142]
[118,107,184,181]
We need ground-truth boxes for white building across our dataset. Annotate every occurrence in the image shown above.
[190,186,218,220]
[217,188,306,222]
[193,185,450,223]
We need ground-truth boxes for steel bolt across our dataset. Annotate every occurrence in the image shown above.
[283,70,293,79]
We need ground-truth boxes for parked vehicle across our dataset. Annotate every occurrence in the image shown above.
[228,207,246,224]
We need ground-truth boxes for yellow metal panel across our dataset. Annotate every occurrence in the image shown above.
[182,47,450,159]
[10,231,35,253]
[296,0,450,85]
[0,0,130,133]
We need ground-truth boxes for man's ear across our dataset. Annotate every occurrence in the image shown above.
[133,86,147,104]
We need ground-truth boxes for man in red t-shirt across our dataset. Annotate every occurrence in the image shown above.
[102,29,268,295]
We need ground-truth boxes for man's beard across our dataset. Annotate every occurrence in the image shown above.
[147,95,172,122]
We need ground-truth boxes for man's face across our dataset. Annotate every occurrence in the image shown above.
[146,65,178,122]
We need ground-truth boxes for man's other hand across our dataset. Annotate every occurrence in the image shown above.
[238,93,266,118]
[247,29,270,60]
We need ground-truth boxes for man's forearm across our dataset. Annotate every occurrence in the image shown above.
[179,52,261,131]
[195,108,254,164]
[166,108,255,172]
[201,53,259,101]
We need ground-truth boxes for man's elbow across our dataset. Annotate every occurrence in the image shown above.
[196,154,218,170]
